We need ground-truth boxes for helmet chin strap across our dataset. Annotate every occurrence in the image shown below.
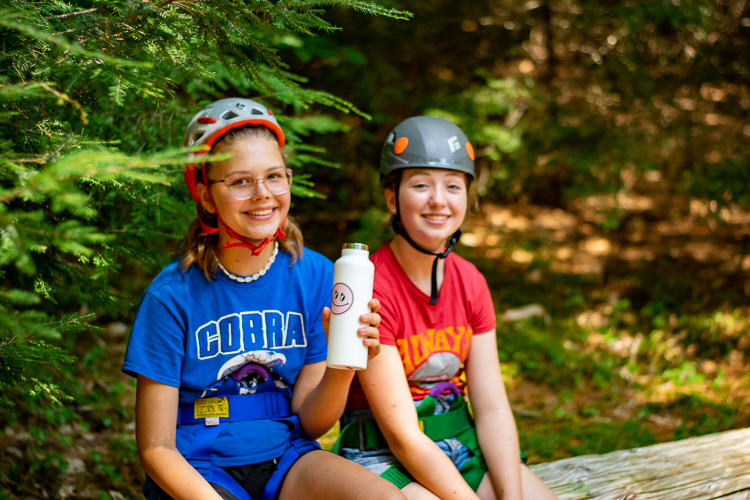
[197,164,286,256]
[392,181,461,306]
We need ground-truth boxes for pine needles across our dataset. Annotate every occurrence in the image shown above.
[0,0,411,412]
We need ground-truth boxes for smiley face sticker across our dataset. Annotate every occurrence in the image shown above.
[330,283,354,315]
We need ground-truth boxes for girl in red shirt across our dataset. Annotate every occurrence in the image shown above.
[338,116,558,500]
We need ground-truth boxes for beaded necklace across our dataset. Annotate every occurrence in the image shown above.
[217,241,278,283]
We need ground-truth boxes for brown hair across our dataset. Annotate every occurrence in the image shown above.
[178,126,303,279]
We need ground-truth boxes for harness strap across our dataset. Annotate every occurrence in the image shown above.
[450,415,486,491]
[392,177,462,306]
[178,392,291,426]
[418,399,472,442]
[169,391,323,500]
[182,392,292,484]
[334,396,473,452]
[381,466,412,489]
[457,456,485,490]
[333,397,486,490]
[334,392,507,492]
[185,422,226,470]
[415,393,488,490]
[333,419,387,453]
[208,467,253,500]
[261,416,321,500]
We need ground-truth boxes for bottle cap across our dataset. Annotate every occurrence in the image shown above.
[343,243,368,251]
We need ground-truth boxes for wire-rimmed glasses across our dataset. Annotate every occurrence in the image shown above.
[207,168,292,199]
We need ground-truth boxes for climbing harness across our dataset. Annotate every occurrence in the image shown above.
[144,365,320,500]
[334,382,526,491]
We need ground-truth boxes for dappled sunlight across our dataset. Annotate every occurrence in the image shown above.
[469,196,750,455]
[568,192,655,225]
[581,237,611,256]
[655,219,695,236]
[465,195,750,276]
[487,206,533,231]
[552,258,604,275]
[460,232,480,247]
[680,242,735,262]
[553,246,574,260]
[619,247,656,261]
[510,249,535,264]
[505,304,750,450]
[534,209,579,232]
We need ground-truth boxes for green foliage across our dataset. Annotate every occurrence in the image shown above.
[0,0,410,416]
[290,0,749,230]
[520,419,657,463]
[0,1,413,496]
[1,0,748,495]
[0,328,77,410]
[644,393,741,439]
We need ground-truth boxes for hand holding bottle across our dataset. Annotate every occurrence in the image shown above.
[326,243,375,370]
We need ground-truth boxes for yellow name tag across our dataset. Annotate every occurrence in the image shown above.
[194,397,229,419]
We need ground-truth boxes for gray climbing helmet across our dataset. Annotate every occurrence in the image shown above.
[380,116,475,179]
[381,115,475,306]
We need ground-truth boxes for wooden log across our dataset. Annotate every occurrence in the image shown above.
[529,427,750,500]
[715,492,750,500]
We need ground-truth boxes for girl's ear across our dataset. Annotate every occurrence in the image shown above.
[384,187,397,215]
[196,181,216,214]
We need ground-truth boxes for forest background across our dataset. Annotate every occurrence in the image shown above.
[1,0,749,498]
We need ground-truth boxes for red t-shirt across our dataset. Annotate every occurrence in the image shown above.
[347,243,496,409]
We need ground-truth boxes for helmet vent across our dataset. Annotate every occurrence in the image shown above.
[221,110,239,120]
[190,132,204,145]
[250,108,263,115]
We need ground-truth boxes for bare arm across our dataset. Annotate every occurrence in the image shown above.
[292,301,382,439]
[359,345,481,500]
[292,359,355,439]
[465,331,522,500]
[135,375,223,500]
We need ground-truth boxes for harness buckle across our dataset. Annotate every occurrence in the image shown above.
[205,417,220,427]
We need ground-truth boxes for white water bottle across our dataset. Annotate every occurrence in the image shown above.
[327,243,375,370]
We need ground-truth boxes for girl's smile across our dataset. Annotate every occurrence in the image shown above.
[422,213,450,223]
[243,206,276,218]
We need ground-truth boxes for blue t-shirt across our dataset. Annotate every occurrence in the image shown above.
[122,248,333,466]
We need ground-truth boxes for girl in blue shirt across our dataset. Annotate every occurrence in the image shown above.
[123,98,405,500]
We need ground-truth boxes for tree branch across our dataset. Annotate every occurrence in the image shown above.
[53,7,106,20]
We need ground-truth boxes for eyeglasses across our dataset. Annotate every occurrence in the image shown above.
[207,168,292,199]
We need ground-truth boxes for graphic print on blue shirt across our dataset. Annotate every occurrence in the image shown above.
[196,308,307,359]
[122,248,333,465]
